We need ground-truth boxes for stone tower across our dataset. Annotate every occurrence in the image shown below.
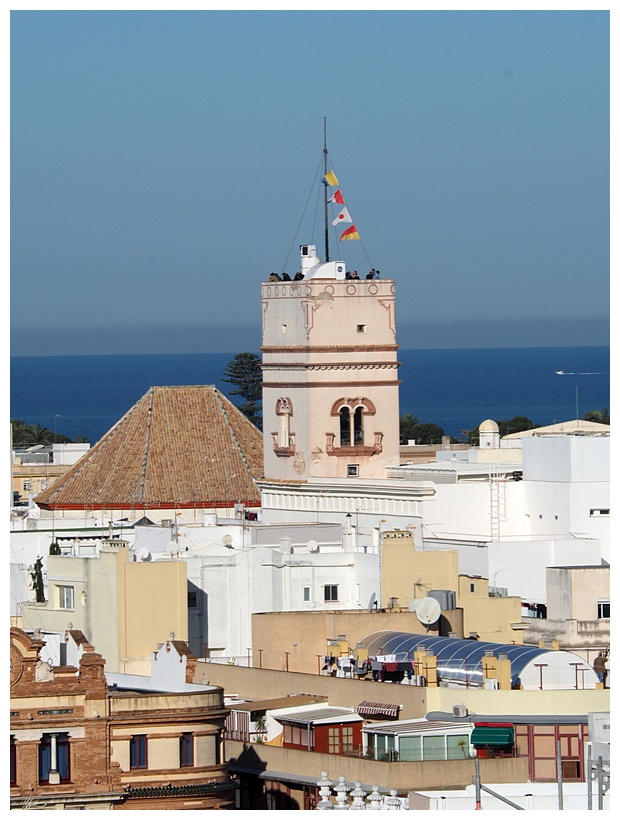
[261,245,400,482]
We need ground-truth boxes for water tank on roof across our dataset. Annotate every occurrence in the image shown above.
[279,537,292,554]
[429,590,456,610]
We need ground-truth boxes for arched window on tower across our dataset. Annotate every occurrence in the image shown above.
[327,398,383,458]
[354,406,364,444]
[340,406,351,446]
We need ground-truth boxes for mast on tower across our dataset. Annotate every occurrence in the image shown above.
[323,117,329,263]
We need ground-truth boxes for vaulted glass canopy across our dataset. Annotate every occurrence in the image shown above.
[357,631,599,690]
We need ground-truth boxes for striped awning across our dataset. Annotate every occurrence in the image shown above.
[357,701,400,719]
[471,726,514,746]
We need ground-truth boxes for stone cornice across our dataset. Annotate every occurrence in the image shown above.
[261,345,399,353]
[262,362,400,371]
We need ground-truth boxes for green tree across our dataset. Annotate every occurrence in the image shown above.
[399,413,420,444]
[582,408,610,424]
[11,418,73,446]
[496,416,539,437]
[222,353,263,429]
[406,422,445,445]
[460,427,479,446]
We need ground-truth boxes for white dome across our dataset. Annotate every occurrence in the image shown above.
[479,419,499,433]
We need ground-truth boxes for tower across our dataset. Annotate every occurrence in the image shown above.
[261,246,401,482]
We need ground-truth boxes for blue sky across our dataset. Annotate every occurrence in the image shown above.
[9,8,610,355]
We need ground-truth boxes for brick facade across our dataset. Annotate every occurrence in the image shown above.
[10,628,236,810]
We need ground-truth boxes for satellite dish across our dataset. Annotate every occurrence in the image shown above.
[165,541,179,556]
[368,592,377,612]
[222,535,233,547]
[408,598,421,613]
[415,596,441,625]
[138,547,151,562]
[308,539,319,553]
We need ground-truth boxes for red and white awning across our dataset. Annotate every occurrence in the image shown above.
[357,701,400,719]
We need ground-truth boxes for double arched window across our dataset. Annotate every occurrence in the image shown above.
[331,398,377,448]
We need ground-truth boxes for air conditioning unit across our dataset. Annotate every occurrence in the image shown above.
[452,705,469,718]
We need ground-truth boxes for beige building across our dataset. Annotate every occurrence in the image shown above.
[12,443,90,504]
[261,248,401,483]
[381,530,524,645]
[20,539,188,674]
[248,528,525,676]
[522,565,610,663]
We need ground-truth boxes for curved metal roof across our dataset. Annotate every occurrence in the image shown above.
[358,631,599,690]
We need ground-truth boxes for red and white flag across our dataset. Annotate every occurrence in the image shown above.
[331,206,353,226]
[329,189,345,205]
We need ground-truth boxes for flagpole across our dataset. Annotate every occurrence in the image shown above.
[323,117,329,262]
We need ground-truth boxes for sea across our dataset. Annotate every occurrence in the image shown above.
[10,346,610,445]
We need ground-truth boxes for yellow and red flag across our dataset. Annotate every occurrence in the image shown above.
[340,224,360,241]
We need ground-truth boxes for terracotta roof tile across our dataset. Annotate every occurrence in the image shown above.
[35,386,263,511]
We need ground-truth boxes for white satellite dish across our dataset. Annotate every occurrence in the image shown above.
[165,541,179,556]
[138,547,151,562]
[222,535,233,547]
[415,596,441,626]
[308,539,319,553]
[368,592,377,612]
[408,598,421,613]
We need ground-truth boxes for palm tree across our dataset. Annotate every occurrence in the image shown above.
[399,413,421,444]
[21,423,55,445]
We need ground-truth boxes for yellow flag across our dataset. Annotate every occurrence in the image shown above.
[323,171,339,186]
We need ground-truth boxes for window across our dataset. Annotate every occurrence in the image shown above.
[303,587,310,602]
[130,735,148,770]
[188,591,197,608]
[423,734,445,761]
[561,759,581,780]
[447,734,471,760]
[347,464,359,477]
[340,407,351,445]
[597,600,610,619]
[590,508,610,517]
[10,736,16,785]
[357,324,366,333]
[39,733,70,783]
[399,735,423,761]
[324,585,338,602]
[339,406,365,445]
[24,481,31,491]
[470,583,476,593]
[335,400,375,447]
[57,585,74,610]
[180,732,194,767]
